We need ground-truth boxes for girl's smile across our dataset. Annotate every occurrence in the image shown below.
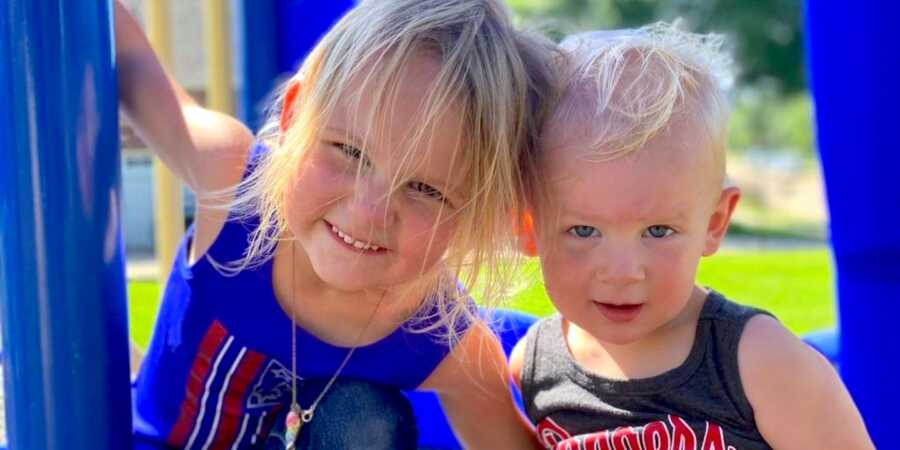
[325,220,387,253]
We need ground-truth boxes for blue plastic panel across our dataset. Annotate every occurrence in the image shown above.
[805,1,900,445]
[233,0,354,130]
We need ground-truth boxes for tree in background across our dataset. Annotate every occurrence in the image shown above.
[508,0,805,94]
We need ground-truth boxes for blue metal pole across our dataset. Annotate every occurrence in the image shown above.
[0,1,132,449]
[804,2,900,445]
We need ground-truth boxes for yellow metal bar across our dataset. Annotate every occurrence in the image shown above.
[145,0,172,66]
[145,0,183,282]
[202,0,233,113]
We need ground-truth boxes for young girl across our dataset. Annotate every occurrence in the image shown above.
[116,0,555,448]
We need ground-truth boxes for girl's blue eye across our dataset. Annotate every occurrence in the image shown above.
[335,143,370,167]
[644,225,674,238]
[568,225,599,238]
[409,181,446,202]
[337,143,360,158]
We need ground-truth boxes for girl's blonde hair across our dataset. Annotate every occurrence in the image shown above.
[225,0,557,340]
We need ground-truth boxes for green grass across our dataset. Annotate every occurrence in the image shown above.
[128,281,162,349]
[127,248,836,349]
[697,249,835,334]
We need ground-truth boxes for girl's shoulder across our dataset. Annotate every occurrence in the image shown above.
[188,141,269,265]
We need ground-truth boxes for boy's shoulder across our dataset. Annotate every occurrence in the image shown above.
[700,289,775,330]
[733,297,867,448]
[509,314,563,381]
[697,290,781,368]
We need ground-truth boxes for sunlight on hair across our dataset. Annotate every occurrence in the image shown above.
[557,22,733,163]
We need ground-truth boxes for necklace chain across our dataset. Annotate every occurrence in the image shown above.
[289,244,384,423]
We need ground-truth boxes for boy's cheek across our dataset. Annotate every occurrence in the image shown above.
[541,245,590,286]
[648,247,702,292]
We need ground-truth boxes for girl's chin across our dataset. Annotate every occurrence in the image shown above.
[314,268,382,293]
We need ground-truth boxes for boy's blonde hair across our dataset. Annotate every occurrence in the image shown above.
[225,0,556,339]
[525,22,733,213]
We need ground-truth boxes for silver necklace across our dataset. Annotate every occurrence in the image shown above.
[284,244,385,449]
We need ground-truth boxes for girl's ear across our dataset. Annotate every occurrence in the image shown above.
[517,211,539,257]
[280,79,302,133]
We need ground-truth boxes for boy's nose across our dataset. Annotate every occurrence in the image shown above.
[594,246,645,285]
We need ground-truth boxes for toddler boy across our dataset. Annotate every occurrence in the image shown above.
[511,24,873,450]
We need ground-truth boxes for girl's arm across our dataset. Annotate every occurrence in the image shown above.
[739,315,875,449]
[115,1,251,196]
[420,322,542,450]
[508,337,527,391]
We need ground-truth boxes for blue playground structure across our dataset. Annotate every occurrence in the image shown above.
[0,1,897,449]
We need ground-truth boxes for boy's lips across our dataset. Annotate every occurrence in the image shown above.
[592,301,643,323]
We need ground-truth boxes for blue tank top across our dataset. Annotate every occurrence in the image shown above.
[133,144,472,449]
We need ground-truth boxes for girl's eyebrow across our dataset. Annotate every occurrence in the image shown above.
[420,176,459,204]
[324,126,365,147]
[325,126,463,203]
[324,126,374,166]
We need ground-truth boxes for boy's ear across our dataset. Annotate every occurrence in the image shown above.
[280,79,302,133]
[516,211,539,257]
[703,186,741,256]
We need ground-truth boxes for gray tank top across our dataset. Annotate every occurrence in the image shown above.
[520,291,773,450]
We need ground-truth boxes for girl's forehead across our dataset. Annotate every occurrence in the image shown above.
[327,53,463,149]
[338,50,446,109]
[325,92,465,165]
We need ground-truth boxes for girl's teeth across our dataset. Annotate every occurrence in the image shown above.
[330,224,379,251]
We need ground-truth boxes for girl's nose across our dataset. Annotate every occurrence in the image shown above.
[347,176,395,229]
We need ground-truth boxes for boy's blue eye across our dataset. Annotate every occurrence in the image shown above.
[409,181,446,202]
[568,225,599,238]
[644,225,674,238]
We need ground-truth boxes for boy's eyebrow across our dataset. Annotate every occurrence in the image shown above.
[556,202,691,224]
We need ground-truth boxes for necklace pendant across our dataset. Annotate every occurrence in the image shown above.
[284,405,302,449]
